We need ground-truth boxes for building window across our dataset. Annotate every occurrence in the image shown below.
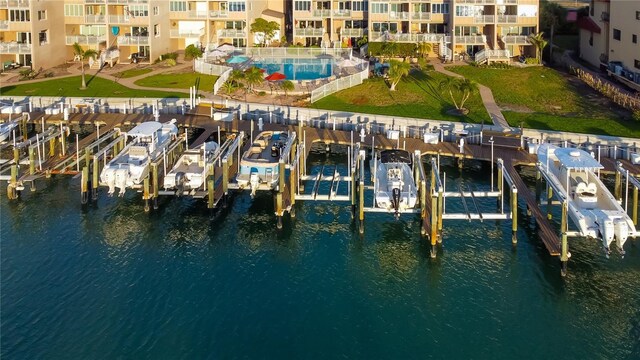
[9,10,30,22]
[589,33,593,46]
[64,4,83,16]
[37,10,46,20]
[371,3,388,13]
[170,1,186,12]
[613,28,621,41]
[635,60,640,70]
[431,3,449,14]
[634,34,638,44]
[294,1,310,11]
[352,1,367,12]
[127,5,148,17]
[229,1,245,12]
[636,11,640,20]
[39,30,48,45]
[154,24,159,37]
[153,6,159,15]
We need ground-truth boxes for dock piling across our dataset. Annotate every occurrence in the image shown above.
[546,186,553,220]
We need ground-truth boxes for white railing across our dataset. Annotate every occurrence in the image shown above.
[213,68,232,95]
[474,15,495,23]
[333,9,351,17]
[217,29,246,38]
[388,11,409,20]
[0,42,31,54]
[475,49,511,63]
[502,35,530,44]
[84,0,106,3]
[294,28,324,37]
[85,15,106,23]
[65,35,107,45]
[209,10,228,17]
[497,15,518,23]
[411,12,431,20]
[239,47,352,59]
[170,29,205,38]
[7,0,29,7]
[311,62,369,103]
[0,0,6,7]
[454,35,486,44]
[371,31,445,43]
[0,20,8,30]
[312,9,331,17]
[118,35,149,45]
[439,42,452,61]
[457,0,495,4]
[341,28,364,37]
[194,59,232,76]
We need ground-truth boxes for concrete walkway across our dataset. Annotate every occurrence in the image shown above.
[432,62,511,130]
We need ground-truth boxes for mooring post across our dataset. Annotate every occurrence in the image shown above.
[290,164,296,217]
[207,163,215,209]
[497,161,503,210]
[546,185,553,220]
[152,163,159,210]
[614,169,622,201]
[8,164,18,199]
[222,158,229,206]
[358,151,365,234]
[560,200,569,276]
[633,187,638,226]
[430,192,438,258]
[143,177,151,212]
[29,146,35,176]
[350,152,357,219]
[535,169,542,205]
[437,189,443,241]
[511,186,518,244]
[49,136,56,158]
[81,166,89,204]
[92,155,99,201]
[420,179,427,236]
[276,161,285,229]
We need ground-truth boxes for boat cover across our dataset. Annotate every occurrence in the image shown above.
[554,147,603,170]
[380,150,412,165]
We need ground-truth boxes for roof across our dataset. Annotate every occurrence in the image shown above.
[128,121,162,137]
[262,9,284,19]
[576,16,601,34]
[554,148,603,170]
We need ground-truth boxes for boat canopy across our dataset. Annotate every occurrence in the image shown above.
[128,122,162,137]
[380,150,412,165]
[554,147,603,170]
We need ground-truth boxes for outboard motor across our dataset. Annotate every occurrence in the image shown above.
[175,172,186,197]
[392,187,401,216]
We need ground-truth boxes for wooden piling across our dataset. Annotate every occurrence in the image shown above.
[560,201,569,276]
[92,155,99,200]
[420,179,427,236]
[207,163,215,209]
[437,189,443,241]
[430,193,438,258]
[29,147,35,175]
[152,163,159,210]
[614,170,622,201]
[535,170,542,205]
[143,177,150,212]
[546,186,553,220]
[511,187,518,244]
[81,166,89,204]
[633,187,638,226]
[222,159,229,205]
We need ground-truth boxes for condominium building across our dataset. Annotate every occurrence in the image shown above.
[290,0,368,47]
[578,0,640,90]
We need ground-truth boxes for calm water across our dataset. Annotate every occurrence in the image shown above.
[253,58,333,81]
[2,153,640,359]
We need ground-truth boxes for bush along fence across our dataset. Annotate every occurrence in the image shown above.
[569,66,640,113]
[310,60,370,103]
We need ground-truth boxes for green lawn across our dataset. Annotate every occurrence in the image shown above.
[0,76,187,98]
[312,70,488,124]
[134,72,219,91]
[114,67,153,78]
[448,66,640,137]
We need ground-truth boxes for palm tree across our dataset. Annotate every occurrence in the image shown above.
[72,42,98,89]
[528,32,548,64]
[456,78,478,110]
[439,77,478,111]
[387,59,411,91]
[244,66,264,94]
[229,69,245,87]
[438,77,461,109]
[280,80,295,98]
[221,80,237,98]
[416,42,432,58]
[380,41,398,61]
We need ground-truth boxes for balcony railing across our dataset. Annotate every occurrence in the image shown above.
[170,29,205,38]
[333,10,351,17]
[66,35,107,45]
[454,35,487,44]
[84,0,106,3]
[475,49,511,63]
[7,0,29,7]
[371,31,446,43]
[457,0,495,4]
[0,0,8,7]
[497,15,518,23]
[209,10,228,18]
[107,0,148,3]
[118,35,149,45]
[474,15,495,23]
[0,20,8,30]
[502,35,530,44]
[217,29,247,38]
[411,12,431,20]
[85,15,106,23]
[341,28,365,37]
[0,42,31,54]
[294,28,324,37]
[389,11,409,20]
[312,9,331,17]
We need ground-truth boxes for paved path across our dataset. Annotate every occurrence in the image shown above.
[432,62,511,130]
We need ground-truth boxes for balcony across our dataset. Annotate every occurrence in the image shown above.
[502,35,529,44]
[209,10,228,18]
[0,20,8,30]
[7,0,29,7]
[389,11,409,20]
[454,35,487,44]
[474,15,495,23]
[0,42,31,54]
[66,35,107,45]
[118,35,149,45]
[217,29,247,38]
[411,12,431,20]
[371,31,446,43]
[84,0,106,3]
[107,0,148,3]
[294,27,324,37]
[170,29,205,38]
[341,28,364,37]
[333,9,351,18]
[0,0,7,7]
[457,0,495,3]
[312,9,331,17]
[497,15,518,23]
[85,15,106,23]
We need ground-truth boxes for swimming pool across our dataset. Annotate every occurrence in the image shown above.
[252,57,334,81]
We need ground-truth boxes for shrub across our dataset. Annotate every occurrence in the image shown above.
[634,110,640,122]
[44,72,55,78]
[18,68,37,80]
[165,59,177,67]
[257,91,266,96]
[524,57,540,65]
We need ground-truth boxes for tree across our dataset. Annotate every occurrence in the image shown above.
[243,66,264,97]
[380,41,398,60]
[416,42,432,58]
[356,35,368,48]
[528,32,548,64]
[387,59,411,91]
[229,69,245,87]
[438,77,478,111]
[221,80,238,98]
[250,18,280,46]
[184,44,203,62]
[280,80,295,98]
[72,42,98,89]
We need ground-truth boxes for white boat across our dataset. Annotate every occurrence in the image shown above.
[163,141,220,195]
[372,149,418,215]
[236,131,289,197]
[100,120,178,197]
[0,119,19,143]
[537,144,636,255]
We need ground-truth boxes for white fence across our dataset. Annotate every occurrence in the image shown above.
[236,47,352,59]
[194,59,232,76]
[213,68,232,95]
[310,63,369,103]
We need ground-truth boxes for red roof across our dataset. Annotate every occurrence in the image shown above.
[577,16,601,34]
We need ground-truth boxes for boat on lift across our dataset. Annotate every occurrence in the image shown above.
[236,131,289,197]
[100,120,178,197]
[537,144,636,256]
[371,149,418,216]
[0,119,19,143]
[163,141,220,195]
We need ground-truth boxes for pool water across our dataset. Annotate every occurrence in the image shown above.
[252,58,334,81]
